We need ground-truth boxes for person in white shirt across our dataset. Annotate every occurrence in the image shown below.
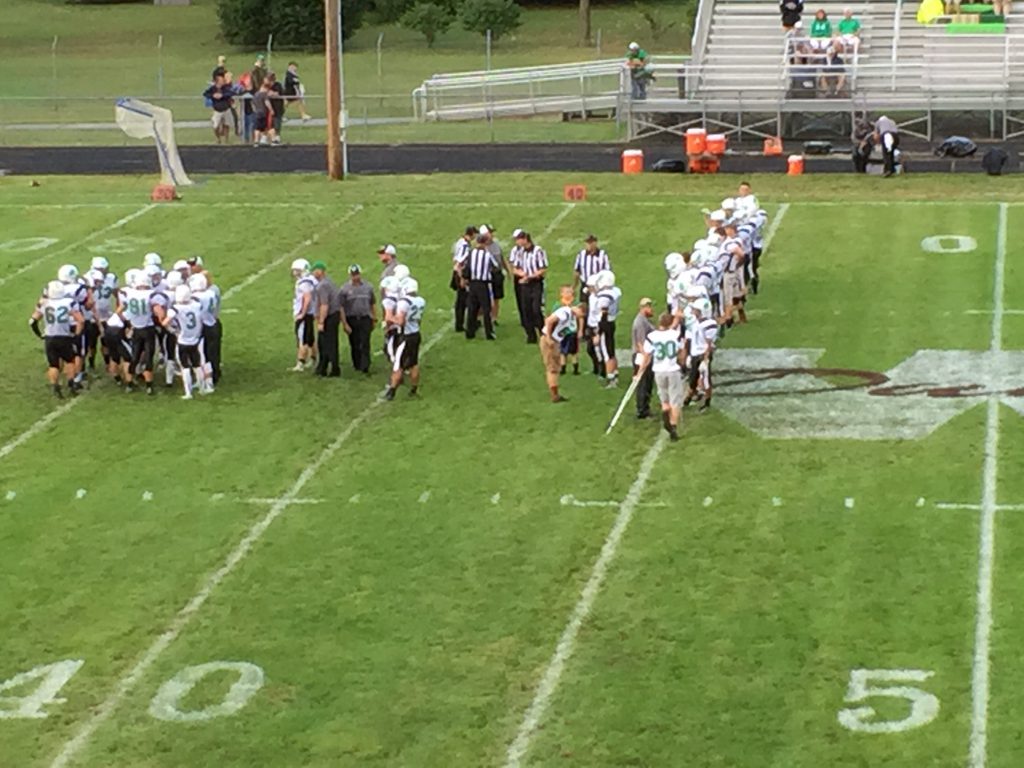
[684,299,719,411]
[594,270,623,388]
[635,311,685,442]
[290,258,318,372]
[162,285,211,400]
[734,181,759,220]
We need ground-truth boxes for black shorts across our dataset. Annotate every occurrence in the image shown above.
[131,326,157,372]
[560,333,578,355]
[597,319,617,362]
[84,321,100,352]
[176,343,203,369]
[396,332,421,370]
[491,272,505,300]
[104,327,129,363]
[45,336,76,368]
[295,316,315,347]
[687,354,712,391]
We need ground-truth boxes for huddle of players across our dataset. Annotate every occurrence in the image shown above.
[290,256,426,400]
[29,252,222,400]
[634,183,767,441]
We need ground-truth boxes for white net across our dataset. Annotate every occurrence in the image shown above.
[115,98,193,187]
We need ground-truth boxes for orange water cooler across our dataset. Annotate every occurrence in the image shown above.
[621,149,644,174]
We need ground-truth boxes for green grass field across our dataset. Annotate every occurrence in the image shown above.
[2,172,1024,768]
[0,0,689,146]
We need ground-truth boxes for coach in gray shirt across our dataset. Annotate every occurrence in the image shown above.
[340,264,376,374]
[313,261,344,378]
[632,297,656,419]
[873,115,899,177]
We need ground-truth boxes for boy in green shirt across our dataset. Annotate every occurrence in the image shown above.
[809,9,832,51]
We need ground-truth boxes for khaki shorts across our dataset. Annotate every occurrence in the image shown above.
[724,272,744,305]
[212,110,234,130]
[655,369,684,407]
[540,335,562,374]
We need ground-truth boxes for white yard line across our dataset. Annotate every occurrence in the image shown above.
[763,202,789,253]
[0,400,81,462]
[969,201,1008,768]
[0,204,157,288]
[539,202,576,239]
[503,433,669,768]
[220,205,362,302]
[48,325,449,768]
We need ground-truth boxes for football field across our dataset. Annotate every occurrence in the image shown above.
[2,173,1024,768]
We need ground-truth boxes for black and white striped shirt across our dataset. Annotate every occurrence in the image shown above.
[465,247,498,281]
[520,247,548,280]
[508,245,526,271]
[573,249,611,282]
[452,238,472,268]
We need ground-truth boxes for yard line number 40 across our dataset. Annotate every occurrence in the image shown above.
[0,660,263,723]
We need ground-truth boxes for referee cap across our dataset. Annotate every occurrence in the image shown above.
[512,228,525,238]
[479,225,492,236]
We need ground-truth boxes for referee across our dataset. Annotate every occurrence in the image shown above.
[515,232,548,344]
[451,226,476,332]
[313,261,343,378]
[631,297,656,418]
[463,234,497,340]
[339,264,375,374]
[573,234,611,303]
[508,227,527,330]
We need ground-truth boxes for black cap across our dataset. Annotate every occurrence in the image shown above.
[348,264,361,274]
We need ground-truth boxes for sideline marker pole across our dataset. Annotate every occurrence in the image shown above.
[605,375,641,435]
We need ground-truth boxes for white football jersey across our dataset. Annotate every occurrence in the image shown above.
[293,275,318,317]
[120,287,154,328]
[545,305,577,341]
[92,273,118,322]
[643,328,684,373]
[40,296,80,337]
[397,295,426,334]
[167,300,204,346]
[597,287,622,322]
[687,318,719,357]
[195,285,222,327]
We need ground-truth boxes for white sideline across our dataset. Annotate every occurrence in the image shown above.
[48,328,451,768]
[503,433,668,768]
[969,202,1008,768]
[0,204,157,288]
[762,202,789,252]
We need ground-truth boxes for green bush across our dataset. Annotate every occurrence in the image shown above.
[460,0,522,40]
[401,1,455,46]
[372,0,413,23]
[217,0,368,48]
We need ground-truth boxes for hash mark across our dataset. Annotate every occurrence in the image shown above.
[76,489,87,499]
[142,491,153,502]
[418,490,431,503]
[844,497,855,509]
[491,493,501,504]
[702,496,713,508]
[4,490,15,501]
[348,493,360,504]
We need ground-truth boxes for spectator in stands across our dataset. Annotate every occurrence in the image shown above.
[284,62,312,122]
[267,72,285,144]
[203,71,235,144]
[786,21,810,63]
[837,8,862,53]
[917,0,944,23]
[992,0,1011,16]
[626,42,653,100]
[809,9,833,50]
[818,45,847,97]
[780,0,804,30]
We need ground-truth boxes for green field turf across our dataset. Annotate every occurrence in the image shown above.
[1,172,1024,768]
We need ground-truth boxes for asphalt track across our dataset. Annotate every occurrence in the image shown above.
[0,142,1016,176]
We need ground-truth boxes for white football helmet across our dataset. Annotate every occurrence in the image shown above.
[596,270,615,290]
[46,280,65,300]
[144,264,163,285]
[291,258,310,276]
[402,277,419,296]
[57,264,79,284]
[165,271,184,289]
[172,259,189,273]
[188,274,208,292]
[720,198,736,211]
[84,269,103,287]
[706,231,723,246]
[124,269,138,287]
[144,252,162,267]
[695,297,713,317]
[90,256,109,271]
[586,273,600,291]
[131,270,151,289]
[393,264,411,281]
[174,285,192,304]
[380,276,400,296]
[664,252,685,279]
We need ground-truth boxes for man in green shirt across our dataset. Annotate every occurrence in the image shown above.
[838,8,861,53]
[626,42,652,100]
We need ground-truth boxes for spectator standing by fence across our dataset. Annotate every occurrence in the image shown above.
[204,71,235,144]
[284,62,312,121]
[267,72,285,145]
[626,42,652,100]
[780,0,804,29]
[252,79,277,147]
[340,265,375,374]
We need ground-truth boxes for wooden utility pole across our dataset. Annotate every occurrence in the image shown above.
[579,0,591,46]
[325,0,343,179]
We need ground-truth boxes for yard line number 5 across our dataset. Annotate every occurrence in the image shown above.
[0,659,263,722]
[838,668,940,734]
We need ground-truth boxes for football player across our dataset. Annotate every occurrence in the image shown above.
[291,258,318,371]
[30,280,85,399]
[384,278,426,400]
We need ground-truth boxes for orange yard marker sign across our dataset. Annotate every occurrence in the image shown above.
[563,184,587,202]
